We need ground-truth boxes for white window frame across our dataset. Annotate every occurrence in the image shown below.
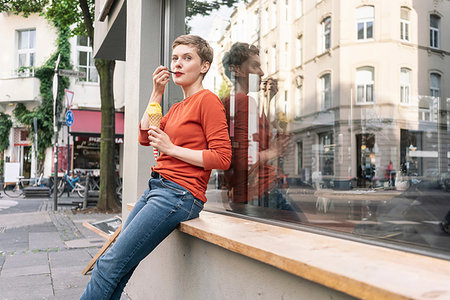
[296,35,303,66]
[295,85,303,117]
[76,36,99,83]
[356,67,374,104]
[320,73,331,109]
[400,68,411,104]
[356,6,374,41]
[17,29,36,75]
[270,45,277,74]
[271,1,277,29]
[400,7,411,42]
[320,17,331,53]
[430,14,440,49]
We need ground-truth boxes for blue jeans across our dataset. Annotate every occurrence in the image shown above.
[80,177,204,300]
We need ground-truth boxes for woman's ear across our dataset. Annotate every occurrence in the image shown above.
[200,61,210,74]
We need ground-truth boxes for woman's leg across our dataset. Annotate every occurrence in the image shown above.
[80,178,203,300]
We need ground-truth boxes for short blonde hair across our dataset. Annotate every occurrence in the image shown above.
[172,35,214,65]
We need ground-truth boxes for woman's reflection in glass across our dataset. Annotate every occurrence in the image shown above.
[221,42,305,223]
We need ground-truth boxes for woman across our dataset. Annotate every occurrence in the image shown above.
[80,35,231,300]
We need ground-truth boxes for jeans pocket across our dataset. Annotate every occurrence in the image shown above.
[160,178,187,195]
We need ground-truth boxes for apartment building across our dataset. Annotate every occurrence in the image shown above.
[0,12,125,181]
[211,0,449,189]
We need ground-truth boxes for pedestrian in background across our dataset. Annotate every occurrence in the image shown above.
[80,35,231,300]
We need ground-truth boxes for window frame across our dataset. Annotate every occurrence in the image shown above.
[76,36,99,83]
[296,35,303,66]
[400,7,411,42]
[400,68,411,104]
[320,16,332,53]
[356,6,374,41]
[320,73,332,109]
[429,14,440,49]
[355,66,375,104]
[17,28,36,71]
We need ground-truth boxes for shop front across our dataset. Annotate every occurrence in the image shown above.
[69,109,124,175]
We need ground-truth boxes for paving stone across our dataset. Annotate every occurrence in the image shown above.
[0,228,29,253]
[48,248,92,268]
[29,231,66,250]
[0,273,53,299]
[1,252,49,277]
[65,237,106,249]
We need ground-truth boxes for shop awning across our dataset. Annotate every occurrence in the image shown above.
[70,109,124,136]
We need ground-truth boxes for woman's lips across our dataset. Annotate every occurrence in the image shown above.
[175,72,183,77]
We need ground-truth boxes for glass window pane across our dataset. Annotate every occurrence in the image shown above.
[186,1,450,257]
[29,30,36,48]
[430,14,440,28]
[19,31,28,49]
[366,22,373,38]
[29,53,35,67]
[18,54,26,67]
[358,22,364,39]
[79,51,87,66]
[78,35,89,46]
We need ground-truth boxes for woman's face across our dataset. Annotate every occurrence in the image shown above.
[170,44,209,87]
[236,54,264,79]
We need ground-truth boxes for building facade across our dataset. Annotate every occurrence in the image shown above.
[0,12,126,181]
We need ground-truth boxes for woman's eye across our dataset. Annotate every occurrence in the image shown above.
[185,56,191,61]
[172,57,177,61]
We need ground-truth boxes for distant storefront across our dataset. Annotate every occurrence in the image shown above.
[69,109,124,172]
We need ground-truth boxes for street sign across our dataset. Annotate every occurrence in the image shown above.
[58,69,86,78]
[65,89,74,109]
[65,110,74,126]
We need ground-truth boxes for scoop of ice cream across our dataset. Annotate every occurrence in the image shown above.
[147,102,162,126]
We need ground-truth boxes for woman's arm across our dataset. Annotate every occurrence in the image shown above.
[140,66,170,130]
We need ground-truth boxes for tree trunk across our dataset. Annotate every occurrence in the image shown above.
[95,58,120,211]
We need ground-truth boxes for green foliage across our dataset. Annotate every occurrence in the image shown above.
[0,0,47,17]
[45,0,94,38]
[217,75,231,99]
[0,113,12,153]
[13,25,72,163]
[186,0,242,20]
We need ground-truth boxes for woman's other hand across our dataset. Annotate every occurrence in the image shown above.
[148,126,174,155]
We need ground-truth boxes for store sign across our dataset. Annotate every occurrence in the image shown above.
[88,136,124,144]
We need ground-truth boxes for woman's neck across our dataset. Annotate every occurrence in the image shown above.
[182,80,204,99]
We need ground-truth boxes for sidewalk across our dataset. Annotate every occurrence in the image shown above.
[0,195,126,299]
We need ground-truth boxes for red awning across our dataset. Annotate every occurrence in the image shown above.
[70,110,124,136]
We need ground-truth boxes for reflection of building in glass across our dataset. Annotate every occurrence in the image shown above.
[211,0,449,189]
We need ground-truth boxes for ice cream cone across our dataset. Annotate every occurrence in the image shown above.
[146,102,162,161]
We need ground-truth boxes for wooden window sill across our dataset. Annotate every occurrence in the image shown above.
[127,203,450,300]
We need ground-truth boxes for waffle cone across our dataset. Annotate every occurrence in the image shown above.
[148,113,162,127]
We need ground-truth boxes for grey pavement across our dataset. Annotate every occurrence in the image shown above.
[0,194,128,300]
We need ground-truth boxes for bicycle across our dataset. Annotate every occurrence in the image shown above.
[55,171,86,198]
[3,176,26,198]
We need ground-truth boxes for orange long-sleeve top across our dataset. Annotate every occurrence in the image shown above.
[139,89,231,202]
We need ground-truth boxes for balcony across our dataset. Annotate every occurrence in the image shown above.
[0,69,41,103]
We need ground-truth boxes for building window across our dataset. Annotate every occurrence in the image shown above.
[320,73,331,109]
[270,45,277,74]
[320,16,331,52]
[356,67,374,103]
[430,72,441,98]
[271,1,277,29]
[77,36,99,83]
[400,7,411,41]
[296,141,303,175]
[319,132,334,176]
[296,0,303,18]
[430,14,440,49]
[295,85,302,117]
[17,29,36,69]
[356,6,374,40]
[296,35,303,66]
[400,68,411,104]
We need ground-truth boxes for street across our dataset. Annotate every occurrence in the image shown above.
[0,193,126,299]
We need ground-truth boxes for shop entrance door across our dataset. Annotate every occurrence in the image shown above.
[22,146,32,179]
[356,134,376,187]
